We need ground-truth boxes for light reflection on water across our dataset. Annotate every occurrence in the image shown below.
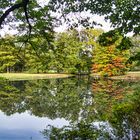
[0,111,69,140]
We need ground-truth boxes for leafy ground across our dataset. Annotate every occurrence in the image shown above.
[0,73,73,81]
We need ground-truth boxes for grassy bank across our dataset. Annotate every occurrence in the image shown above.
[111,72,140,80]
[0,73,73,81]
[92,71,140,80]
[1,71,140,81]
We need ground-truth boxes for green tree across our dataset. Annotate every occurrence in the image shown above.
[50,29,103,74]
[0,36,20,72]
[51,30,82,73]
[78,29,103,73]
[0,0,139,71]
[129,35,140,69]
[10,35,55,73]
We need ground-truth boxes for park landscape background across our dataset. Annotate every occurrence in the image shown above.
[0,0,140,139]
[0,0,139,79]
[0,29,140,79]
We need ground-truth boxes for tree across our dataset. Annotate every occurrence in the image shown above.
[0,36,21,72]
[0,0,139,37]
[50,29,103,74]
[78,29,103,73]
[50,30,81,73]
[23,36,54,73]
[92,30,132,76]
[0,0,54,45]
[129,35,140,69]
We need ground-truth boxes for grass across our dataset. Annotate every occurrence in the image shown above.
[111,71,140,80]
[1,71,140,81]
[92,71,140,80]
[0,73,73,81]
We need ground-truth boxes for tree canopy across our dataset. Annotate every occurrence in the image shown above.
[93,30,132,76]
[0,29,103,74]
[0,0,139,36]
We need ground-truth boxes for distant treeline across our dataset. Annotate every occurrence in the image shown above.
[0,29,139,75]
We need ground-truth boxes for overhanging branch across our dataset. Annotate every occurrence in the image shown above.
[23,0,32,34]
[0,3,23,28]
[0,0,32,34]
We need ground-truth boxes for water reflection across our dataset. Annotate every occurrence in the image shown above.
[0,77,140,139]
[0,111,68,140]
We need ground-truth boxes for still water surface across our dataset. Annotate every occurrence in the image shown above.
[0,77,140,139]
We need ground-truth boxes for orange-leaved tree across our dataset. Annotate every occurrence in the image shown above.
[92,30,132,76]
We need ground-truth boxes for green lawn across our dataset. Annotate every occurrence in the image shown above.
[0,73,73,80]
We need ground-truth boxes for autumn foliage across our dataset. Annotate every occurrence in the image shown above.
[92,30,132,76]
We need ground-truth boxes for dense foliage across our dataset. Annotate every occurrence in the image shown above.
[0,0,139,75]
[0,29,137,75]
[0,29,103,74]
[0,0,139,35]
[129,35,140,70]
[93,30,132,76]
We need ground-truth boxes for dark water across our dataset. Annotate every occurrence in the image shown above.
[0,77,140,140]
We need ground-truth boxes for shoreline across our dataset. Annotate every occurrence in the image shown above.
[0,73,74,81]
[92,72,140,80]
[0,71,140,81]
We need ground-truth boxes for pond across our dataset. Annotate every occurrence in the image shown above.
[0,77,140,140]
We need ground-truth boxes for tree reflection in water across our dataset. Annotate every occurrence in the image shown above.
[0,77,140,139]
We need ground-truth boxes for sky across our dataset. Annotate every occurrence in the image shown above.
[55,14,113,32]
